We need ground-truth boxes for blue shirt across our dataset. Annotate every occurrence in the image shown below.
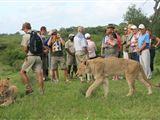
[138,33,150,49]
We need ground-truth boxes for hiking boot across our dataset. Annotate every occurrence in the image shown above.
[25,89,33,95]
[39,89,44,95]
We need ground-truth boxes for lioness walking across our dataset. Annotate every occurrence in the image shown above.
[76,57,158,98]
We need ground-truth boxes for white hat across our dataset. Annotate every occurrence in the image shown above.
[124,27,127,31]
[138,24,145,29]
[127,24,133,29]
[131,25,137,29]
[68,33,75,38]
[48,29,57,35]
[85,33,91,39]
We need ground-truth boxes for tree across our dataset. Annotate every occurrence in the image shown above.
[123,4,150,27]
[150,0,160,36]
[152,0,160,23]
[118,22,128,35]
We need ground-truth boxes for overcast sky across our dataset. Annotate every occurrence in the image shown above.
[0,0,155,33]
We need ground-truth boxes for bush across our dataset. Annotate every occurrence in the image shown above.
[0,46,25,71]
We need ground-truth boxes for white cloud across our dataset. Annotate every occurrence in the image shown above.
[0,0,155,33]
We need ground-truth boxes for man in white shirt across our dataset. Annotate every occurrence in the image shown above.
[74,26,88,65]
[74,26,88,82]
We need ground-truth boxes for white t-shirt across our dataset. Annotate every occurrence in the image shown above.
[74,32,87,52]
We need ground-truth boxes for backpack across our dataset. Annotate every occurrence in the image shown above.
[29,31,43,55]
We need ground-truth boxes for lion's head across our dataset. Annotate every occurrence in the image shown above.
[76,60,90,77]
[0,78,10,96]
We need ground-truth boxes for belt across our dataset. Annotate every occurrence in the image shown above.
[27,55,41,56]
[142,48,149,51]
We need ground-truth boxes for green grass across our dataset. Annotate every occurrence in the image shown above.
[0,69,160,120]
[0,34,160,119]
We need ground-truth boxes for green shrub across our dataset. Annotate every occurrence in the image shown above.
[0,46,25,71]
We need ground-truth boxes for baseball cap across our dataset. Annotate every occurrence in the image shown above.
[85,33,91,39]
[48,29,57,35]
[21,22,31,30]
[138,24,145,29]
[131,25,137,30]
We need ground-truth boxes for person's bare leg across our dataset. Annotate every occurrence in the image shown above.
[51,69,56,81]
[55,69,59,80]
[20,70,32,93]
[67,65,71,78]
[36,69,44,94]
[51,69,59,83]
[64,69,69,82]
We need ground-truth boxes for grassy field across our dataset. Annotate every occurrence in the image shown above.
[0,34,160,119]
[0,65,160,120]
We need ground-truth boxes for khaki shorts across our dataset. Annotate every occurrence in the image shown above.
[66,55,76,66]
[75,51,88,66]
[22,56,42,72]
[51,56,66,70]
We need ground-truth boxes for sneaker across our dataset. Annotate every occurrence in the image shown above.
[119,76,123,80]
[65,79,71,83]
[55,79,59,83]
[51,79,59,83]
[80,80,85,83]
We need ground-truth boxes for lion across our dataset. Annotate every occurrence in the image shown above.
[0,78,18,106]
[76,57,159,98]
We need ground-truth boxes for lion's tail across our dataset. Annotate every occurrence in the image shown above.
[139,64,160,88]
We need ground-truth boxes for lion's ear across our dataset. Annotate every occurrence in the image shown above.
[6,77,10,80]
[83,60,89,66]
